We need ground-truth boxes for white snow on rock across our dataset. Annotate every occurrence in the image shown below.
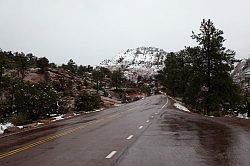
[52,115,64,122]
[84,109,102,114]
[36,122,44,126]
[237,113,249,119]
[100,47,167,80]
[174,103,190,112]
[0,122,14,134]
[114,104,124,107]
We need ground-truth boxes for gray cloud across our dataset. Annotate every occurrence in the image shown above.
[0,0,249,65]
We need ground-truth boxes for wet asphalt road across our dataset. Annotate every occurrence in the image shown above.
[0,95,250,166]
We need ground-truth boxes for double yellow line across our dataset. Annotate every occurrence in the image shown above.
[0,119,104,159]
[0,114,114,159]
[0,107,138,159]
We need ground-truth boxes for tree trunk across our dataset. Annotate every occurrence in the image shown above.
[247,102,250,117]
[0,65,3,81]
[96,81,99,94]
[172,88,175,97]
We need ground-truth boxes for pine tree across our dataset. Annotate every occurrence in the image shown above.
[111,70,123,90]
[37,57,49,73]
[14,52,28,79]
[92,69,104,93]
[191,19,238,115]
[67,59,77,73]
[0,50,7,81]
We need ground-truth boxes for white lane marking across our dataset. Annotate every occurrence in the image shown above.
[126,135,134,140]
[106,151,117,159]
[155,112,158,115]
[161,98,169,110]
[151,116,154,118]
[146,120,150,123]
[138,126,143,129]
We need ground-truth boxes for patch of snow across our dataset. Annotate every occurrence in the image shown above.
[225,115,233,117]
[74,113,80,116]
[114,104,123,107]
[174,103,190,112]
[50,114,58,117]
[0,122,14,134]
[36,122,44,126]
[52,115,64,121]
[84,109,103,114]
[237,113,249,119]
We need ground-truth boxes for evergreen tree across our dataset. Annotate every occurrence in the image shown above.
[157,52,188,97]
[191,19,238,114]
[157,19,240,115]
[77,65,87,76]
[15,52,28,79]
[75,92,101,112]
[37,57,49,73]
[92,69,104,93]
[66,59,77,73]
[0,50,7,81]
[26,53,37,67]
[111,70,123,90]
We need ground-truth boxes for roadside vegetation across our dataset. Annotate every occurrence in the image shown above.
[0,50,151,127]
[1,19,249,131]
[157,19,249,117]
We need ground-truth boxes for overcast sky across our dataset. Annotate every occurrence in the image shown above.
[0,0,249,65]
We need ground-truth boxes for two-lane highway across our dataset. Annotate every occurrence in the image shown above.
[1,95,250,166]
[0,95,168,166]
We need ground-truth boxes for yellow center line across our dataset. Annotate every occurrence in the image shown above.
[0,110,130,159]
[0,107,139,159]
[0,120,97,159]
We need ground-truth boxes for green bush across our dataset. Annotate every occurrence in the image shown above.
[75,92,101,112]
[10,113,30,126]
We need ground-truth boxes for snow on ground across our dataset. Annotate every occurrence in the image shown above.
[114,104,124,107]
[84,109,102,114]
[17,126,24,129]
[49,114,58,117]
[52,115,64,122]
[237,113,249,119]
[174,103,190,112]
[0,109,105,134]
[0,122,14,134]
[36,122,44,126]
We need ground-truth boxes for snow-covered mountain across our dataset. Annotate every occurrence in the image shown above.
[232,58,250,89]
[101,47,167,68]
[101,47,167,80]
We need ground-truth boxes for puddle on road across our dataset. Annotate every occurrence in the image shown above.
[195,120,234,166]
[160,110,236,166]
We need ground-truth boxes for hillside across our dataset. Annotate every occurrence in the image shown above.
[1,50,152,132]
[232,58,250,89]
[101,47,167,80]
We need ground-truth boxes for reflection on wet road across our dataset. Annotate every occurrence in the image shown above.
[0,95,250,166]
[163,110,234,165]
[118,99,250,166]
